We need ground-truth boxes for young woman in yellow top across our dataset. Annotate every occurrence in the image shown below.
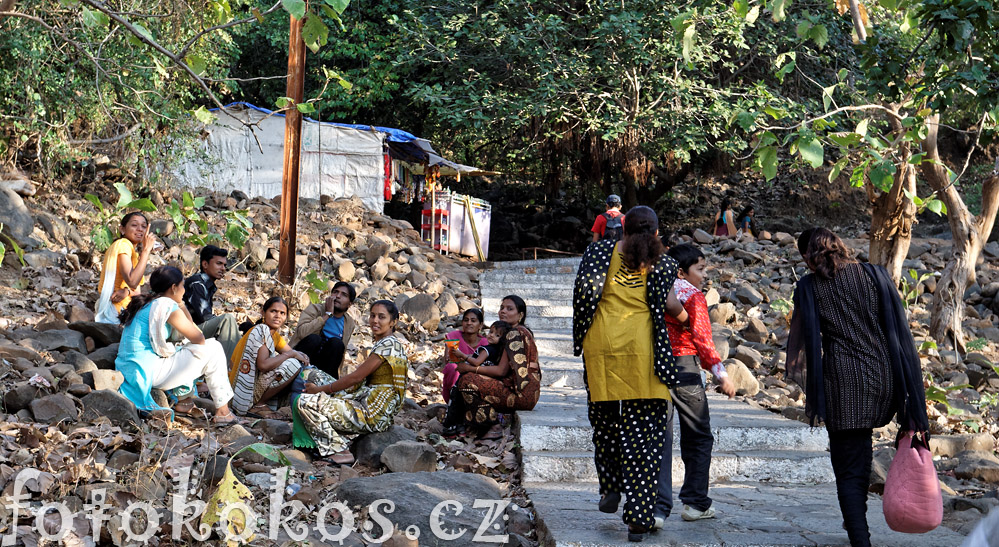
[95,212,158,323]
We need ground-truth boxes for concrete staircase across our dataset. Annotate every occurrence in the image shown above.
[481,257,967,546]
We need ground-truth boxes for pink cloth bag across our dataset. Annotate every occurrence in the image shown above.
[882,431,942,533]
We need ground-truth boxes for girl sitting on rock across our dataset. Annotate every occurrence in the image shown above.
[228,296,309,416]
[96,212,158,324]
[114,266,235,423]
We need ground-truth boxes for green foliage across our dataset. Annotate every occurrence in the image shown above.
[85,183,157,253]
[0,225,26,267]
[304,269,331,304]
[900,269,932,308]
[164,191,252,250]
[965,337,988,352]
[925,376,971,415]
[743,0,999,210]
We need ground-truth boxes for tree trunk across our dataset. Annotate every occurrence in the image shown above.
[920,114,999,351]
[868,140,917,285]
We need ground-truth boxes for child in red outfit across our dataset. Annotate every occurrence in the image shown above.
[653,243,734,527]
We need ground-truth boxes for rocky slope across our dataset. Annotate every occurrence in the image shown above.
[0,171,537,546]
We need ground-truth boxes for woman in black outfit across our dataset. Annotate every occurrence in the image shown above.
[785,227,929,547]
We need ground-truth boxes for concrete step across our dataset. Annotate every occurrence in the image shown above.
[480,288,574,302]
[525,481,967,547]
[527,329,574,356]
[538,356,585,388]
[523,449,835,484]
[489,257,582,270]
[478,272,576,288]
[480,299,573,317]
[520,388,829,453]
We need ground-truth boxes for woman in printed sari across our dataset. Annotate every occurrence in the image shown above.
[293,300,408,465]
[114,266,235,423]
[95,212,157,324]
[448,295,541,439]
[228,296,309,416]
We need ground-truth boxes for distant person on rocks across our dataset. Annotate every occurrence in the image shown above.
[712,198,736,238]
[591,194,625,242]
[441,308,488,404]
[449,296,542,440]
[183,245,241,361]
[736,205,758,240]
[229,296,309,416]
[289,281,357,379]
[114,266,235,424]
[96,212,158,323]
[657,243,735,525]
[293,300,408,465]
[573,205,689,541]
[786,227,929,547]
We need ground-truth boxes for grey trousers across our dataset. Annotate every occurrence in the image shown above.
[200,313,241,363]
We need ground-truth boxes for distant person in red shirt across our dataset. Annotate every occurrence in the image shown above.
[591,194,625,242]
[653,243,735,528]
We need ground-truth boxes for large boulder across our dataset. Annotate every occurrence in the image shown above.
[352,425,417,467]
[954,450,999,484]
[0,187,35,246]
[929,433,996,458]
[81,370,124,391]
[68,321,122,348]
[88,343,119,369]
[692,229,714,244]
[3,383,46,412]
[740,318,768,343]
[380,441,438,473]
[401,294,440,331]
[23,250,63,269]
[725,360,761,396]
[708,303,736,324]
[22,329,88,354]
[29,393,78,424]
[336,472,504,547]
[734,285,765,306]
[80,390,140,427]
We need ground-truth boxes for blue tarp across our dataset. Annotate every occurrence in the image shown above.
[210,102,420,143]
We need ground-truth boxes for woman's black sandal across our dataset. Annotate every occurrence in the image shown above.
[627,524,649,542]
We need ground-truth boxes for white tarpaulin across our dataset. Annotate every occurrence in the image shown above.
[173,104,387,213]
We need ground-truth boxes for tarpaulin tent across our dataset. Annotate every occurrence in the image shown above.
[173,103,398,212]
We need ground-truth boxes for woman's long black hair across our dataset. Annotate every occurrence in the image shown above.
[118,266,183,326]
[797,227,855,279]
[621,206,665,272]
[716,198,732,227]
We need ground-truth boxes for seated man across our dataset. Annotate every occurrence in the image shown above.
[183,245,241,362]
[290,281,356,378]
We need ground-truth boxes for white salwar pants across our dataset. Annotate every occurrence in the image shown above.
[150,339,234,409]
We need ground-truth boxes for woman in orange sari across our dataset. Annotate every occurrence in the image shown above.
[450,295,541,438]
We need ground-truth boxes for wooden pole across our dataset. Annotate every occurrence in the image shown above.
[278,12,307,284]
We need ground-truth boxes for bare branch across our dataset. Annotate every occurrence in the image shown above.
[78,0,238,123]
[757,104,904,132]
[68,123,142,144]
[178,1,283,59]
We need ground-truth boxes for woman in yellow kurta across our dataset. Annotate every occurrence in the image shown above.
[293,300,408,464]
[95,212,157,323]
[573,205,687,541]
